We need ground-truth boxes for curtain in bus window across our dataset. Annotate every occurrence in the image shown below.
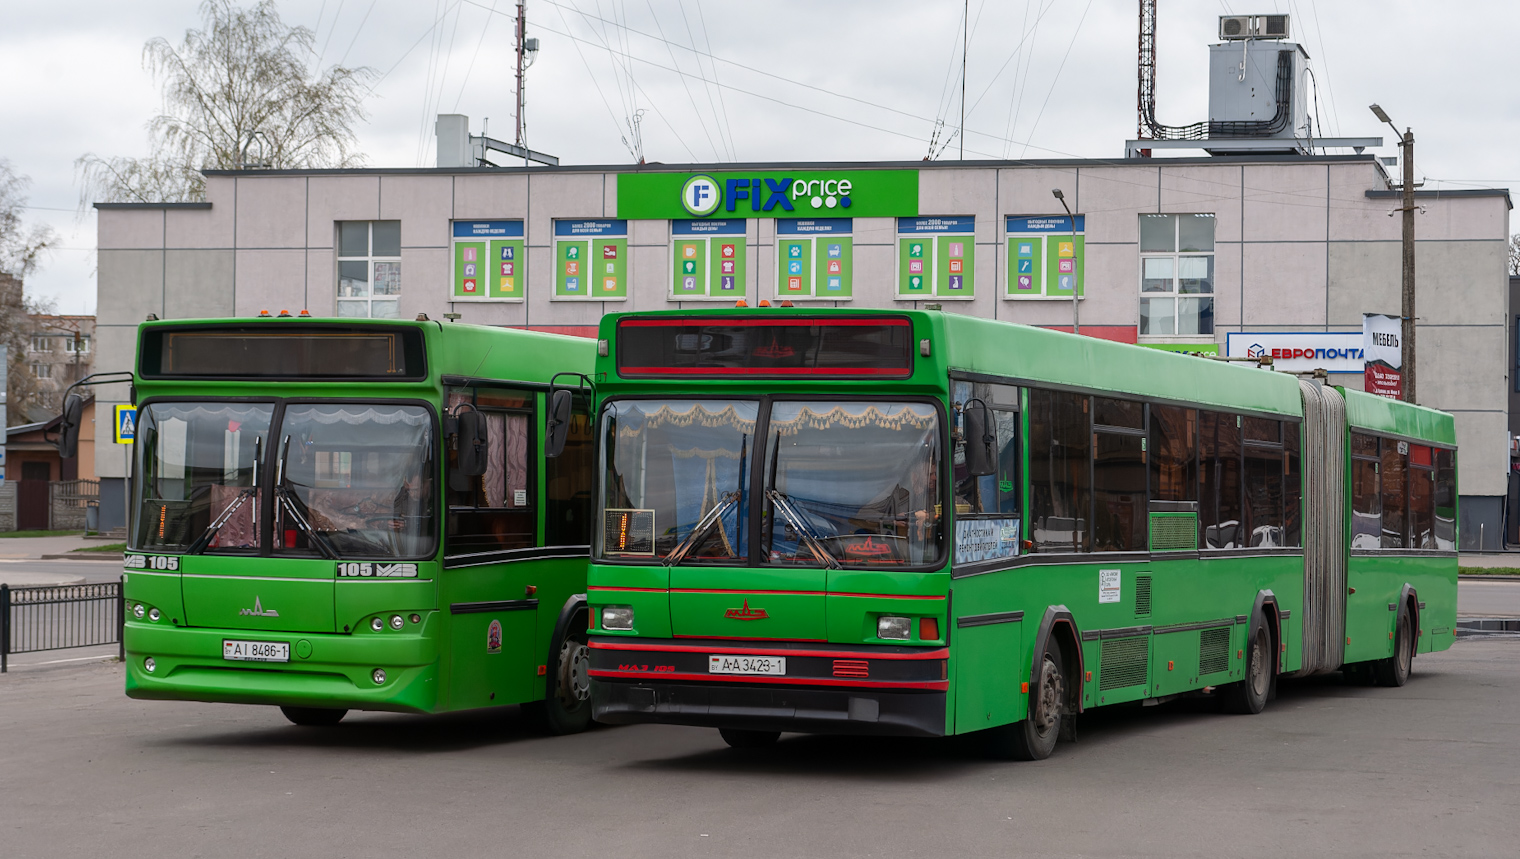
[1350,457,1381,549]
[1199,411,1242,548]
[1030,389,1090,552]
[445,391,534,554]
[1148,405,1197,502]
[1243,446,1284,547]
[1381,442,1407,549]
[1093,432,1145,551]
[1283,422,1302,548]
[1434,448,1457,549]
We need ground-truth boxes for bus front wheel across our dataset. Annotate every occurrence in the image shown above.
[990,638,1065,761]
[526,629,594,735]
[280,706,347,727]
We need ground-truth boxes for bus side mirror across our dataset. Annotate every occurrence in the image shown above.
[963,400,997,477]
[453,409,488,484]
[55,393,85,459]
[544,389,573,459]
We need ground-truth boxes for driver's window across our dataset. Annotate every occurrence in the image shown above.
[446,387,535,555]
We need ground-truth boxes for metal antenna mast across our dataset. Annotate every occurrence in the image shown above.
[1136,0,1156,157]
[515,0,527,149]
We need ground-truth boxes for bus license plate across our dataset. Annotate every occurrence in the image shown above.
[709,655,786,676]
[223,640,290,663]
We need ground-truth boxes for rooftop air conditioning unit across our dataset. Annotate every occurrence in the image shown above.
[1259,14,1290,38]
[1219,16,1254,39]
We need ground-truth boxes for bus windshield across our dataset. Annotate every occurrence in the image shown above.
[599,400,756,562]
[762,401,942,567]
[274,403,434,559]
[133,402,273,552]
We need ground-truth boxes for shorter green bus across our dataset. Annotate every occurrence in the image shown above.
[64,316,599,728]
[582,308,1457,757]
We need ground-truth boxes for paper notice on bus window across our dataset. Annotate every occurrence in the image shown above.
[1099,569,1121,604]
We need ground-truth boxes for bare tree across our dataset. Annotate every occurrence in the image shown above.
[1,160,59,426]
[78,0,374,204]
[1510,233,1520,277]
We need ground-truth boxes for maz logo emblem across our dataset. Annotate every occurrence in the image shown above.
[724,599,769,621]
[239,597,280,618]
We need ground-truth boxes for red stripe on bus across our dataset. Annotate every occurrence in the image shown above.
[619,318,909,329]
[590,640,949,661]
[587,586,668,593]
[673,634,829,643]
[660,587,943,601]
[588,668,948,691]
[617,366,909,377]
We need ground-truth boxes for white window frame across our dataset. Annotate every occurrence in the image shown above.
[1138,214,1216,339]
[336,221,402,318]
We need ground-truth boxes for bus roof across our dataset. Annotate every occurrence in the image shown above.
[1339,386,1456,446]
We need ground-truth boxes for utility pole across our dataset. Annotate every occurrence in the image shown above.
[1371,104,1417,403]
[1052,188,1079,336]
[515,1,527,149]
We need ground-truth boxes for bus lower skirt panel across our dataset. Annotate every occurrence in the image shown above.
[592,679,946,737]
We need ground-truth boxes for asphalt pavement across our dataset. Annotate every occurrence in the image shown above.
[2,631,1518,857]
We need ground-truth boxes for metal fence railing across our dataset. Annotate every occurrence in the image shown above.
[0,581,123,672]
[49,478,100,532]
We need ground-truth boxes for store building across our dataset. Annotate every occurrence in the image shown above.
[91,154,1510,543]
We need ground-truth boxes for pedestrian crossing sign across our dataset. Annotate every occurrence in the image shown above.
[114,405,136,444]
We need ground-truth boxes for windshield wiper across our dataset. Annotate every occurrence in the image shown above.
[187,437,261,555]
[663,491,741,567]
[274,435,339,560]
[765,489,841,569]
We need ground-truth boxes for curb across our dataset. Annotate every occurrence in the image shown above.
[39,553,124,562]
[1459,574,1520,582]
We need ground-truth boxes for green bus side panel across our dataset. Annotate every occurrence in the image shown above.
[1340,387,1457,445]
[1346,553,1458,664]
[952,620,1023,733]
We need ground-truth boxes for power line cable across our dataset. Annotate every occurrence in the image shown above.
[694,0,736,161]
[319,0,347,60]
[1018,0,1094,159]
[451,0,499,111]
[550,0,641,156]
[640,0,723,160]
[676,0,730,160]
[338,0,380,66]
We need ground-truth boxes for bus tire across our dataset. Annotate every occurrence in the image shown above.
[719,728,781,749]
[990,638,1065,761]
[527,626,594,735]
[1374,609,1414,688]
[1221,624,1272,715]
[280,706,347,727]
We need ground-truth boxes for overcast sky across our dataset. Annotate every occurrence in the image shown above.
[3,0,1516,315]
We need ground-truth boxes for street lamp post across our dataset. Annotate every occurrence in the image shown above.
[1370,103,1416,404]
[1052,189,1079,336]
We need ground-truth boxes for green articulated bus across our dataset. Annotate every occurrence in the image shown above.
[108,316,599,729]
[584,308,1457,758]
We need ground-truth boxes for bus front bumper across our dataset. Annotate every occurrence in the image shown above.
[588,636,948,737]
[123,621,440,714]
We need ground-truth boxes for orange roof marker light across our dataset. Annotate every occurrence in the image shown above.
[298,309,311,317]
[780,300,795,307]
[734,300,748,307]
[257,310,271,317]
[758,300,771,307]
[277,309,292,317]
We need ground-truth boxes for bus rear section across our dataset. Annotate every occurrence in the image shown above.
[586,312,953,740]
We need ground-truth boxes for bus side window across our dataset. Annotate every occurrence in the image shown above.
[1350,432,1382,550]
[952,380,1020,518]
[1029,388,1091,553]
[1199,411,1243,549]
[545,401,594,547]
[445,388,535,555]
[1433,448,1456,549]
[1381,439,1408,549]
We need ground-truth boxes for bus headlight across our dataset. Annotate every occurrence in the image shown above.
[144,657,156,673]
[148,608,161,622]
[371,617,384,632]
[389,615,405,630]
[133,604,145,619]
[877,616,912,641]
[601,606,635,630]
[372,668,387,684]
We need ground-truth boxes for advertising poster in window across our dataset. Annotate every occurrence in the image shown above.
[1005,215,1084,300]
[1362,312,1403,400]
[897,216,975,300]
[776,218,852,300]
[671,219,746,301]
[555,220,628,300]
[452,221,524,301]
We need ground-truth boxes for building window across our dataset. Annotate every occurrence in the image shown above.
[30,335,50,353]
[1139,214,1215,336]
[336,221,402,318]
[62,335,90,354]
[31,362,51,379]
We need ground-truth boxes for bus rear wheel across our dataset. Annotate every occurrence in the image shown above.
[1222,624,1272,714]
[280,706,347,727]
[719,728,781,749]
[527,630,594,735]
[990,638,1065,761]
[1374,611,1414,688]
